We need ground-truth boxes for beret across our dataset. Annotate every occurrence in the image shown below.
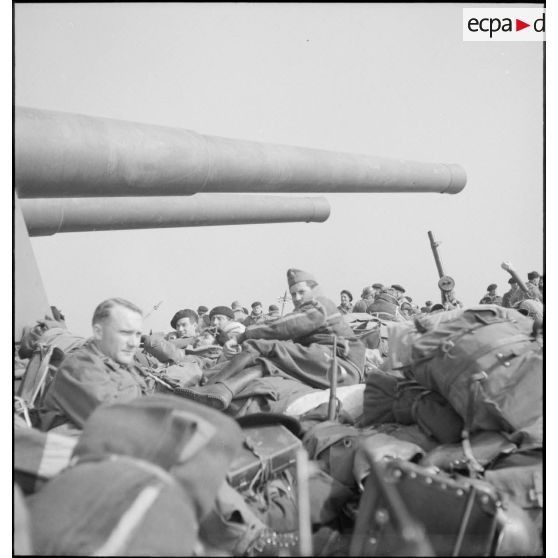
[268,305,279,311]
[209,306,234,320]
[391,284,406,293]
[251,301,262,309]
[197,306,208,314]
[170,309,199,330]
[487,284,497,291]
[527,271,540,281]
[371,283,384,290]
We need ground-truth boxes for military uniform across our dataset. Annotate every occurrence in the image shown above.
[177,269,366,410]
[509,284,542,308]
[337,302,353,315]
[40,339,154,431]
[238,294,366,389]
[479,294,503,306]
[244,312,268,328]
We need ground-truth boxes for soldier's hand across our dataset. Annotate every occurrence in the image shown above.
[223,339,240,359]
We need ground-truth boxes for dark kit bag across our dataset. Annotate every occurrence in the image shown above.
[410,307,542,441]
[350,458,541,556]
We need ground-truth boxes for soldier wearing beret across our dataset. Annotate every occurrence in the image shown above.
[338,289,353,315]
[244,301,267,327]
[479,284,503,306]
[178,268,366,410]
[390,284,406,301]
[142,308,203,364]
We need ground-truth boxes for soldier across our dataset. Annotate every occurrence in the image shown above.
[353,286,375,313]
[39,298,155,434]
[142,308,206,365]
[509,272,542,308]
[210,305,246,345]
[170,308,199,340]
[421,300,434,313]
[244,301,267,327]
[177,268,366,410]
[526,271,542,301]
[197,305,211,331]
[231,301,249,324]
[502,278,519,308]
[400,296,416,319]
[366,288,401,320]
[266,304,281,321]
[479,283,503,305]
[390,284,406,302]
[371,283,385,299]
[338,289,354,314]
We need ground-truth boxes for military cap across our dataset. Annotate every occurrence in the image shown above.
[209,306,234,320]
[268,304,279,312]
[287,268,317,288]
[391,284,406,293]
[340,289,353,302]
[508,277,517,284]
[231,301,242,310]
[527,271,540,281]
[372,283,384,290]
[197,305,208,315]
[487,284,497,291]
[170,309,199,330]
[251,301,262,309]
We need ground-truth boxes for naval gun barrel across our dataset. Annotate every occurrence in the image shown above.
[16,107,467,198]
[20,195,330,236]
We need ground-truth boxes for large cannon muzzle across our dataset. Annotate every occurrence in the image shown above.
[21,195,330,236]
[16,107,466,198]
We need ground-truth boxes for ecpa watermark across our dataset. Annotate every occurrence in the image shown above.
[463,8,545,41]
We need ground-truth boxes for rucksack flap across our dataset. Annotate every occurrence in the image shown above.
[410,308,542,438]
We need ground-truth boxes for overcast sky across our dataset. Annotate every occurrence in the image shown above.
[15,3,543,337]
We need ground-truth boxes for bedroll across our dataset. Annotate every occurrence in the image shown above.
[410,307,542,443]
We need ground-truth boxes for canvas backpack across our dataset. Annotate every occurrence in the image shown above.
[409,306,542,444]
[361,372,464,444]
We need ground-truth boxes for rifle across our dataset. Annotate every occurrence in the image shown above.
[501,261,531,296]
[327,335,339,421]
[428,231,458,308]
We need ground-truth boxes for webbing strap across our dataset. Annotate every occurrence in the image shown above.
[92,483,163,556]
[461,377,486,478]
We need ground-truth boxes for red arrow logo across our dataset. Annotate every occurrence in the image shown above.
[516,19,530,31]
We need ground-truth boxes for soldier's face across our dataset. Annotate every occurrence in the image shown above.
[93,305,143,365]
[252,304,263,316]
[290,281,314,308]
[211,314,230,330]
[175,317,197,338]
[340,293,350,305]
